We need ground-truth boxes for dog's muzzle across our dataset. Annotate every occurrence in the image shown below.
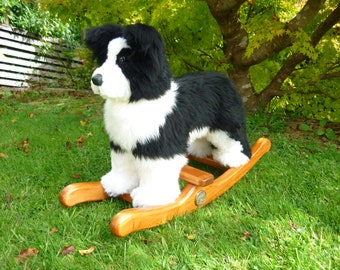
[92,74,103,86]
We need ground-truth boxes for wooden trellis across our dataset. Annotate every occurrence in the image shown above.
[0,24,81,89]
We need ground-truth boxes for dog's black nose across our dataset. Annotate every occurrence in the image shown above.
[92,74,103,86]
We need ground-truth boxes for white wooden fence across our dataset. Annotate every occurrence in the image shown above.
[0,24,82,89]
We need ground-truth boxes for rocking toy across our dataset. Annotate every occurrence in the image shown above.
[59,138,271,237]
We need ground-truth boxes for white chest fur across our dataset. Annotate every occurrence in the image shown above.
[103,82,178,151]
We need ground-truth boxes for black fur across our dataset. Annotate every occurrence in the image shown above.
[86,24,123,66]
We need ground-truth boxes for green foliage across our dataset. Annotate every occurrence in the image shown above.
[0,0,18,22]
[244,18,286,58]
[149,0,224,76]
[38,0,223,76]
[299,123,310,131]
[38,0,150,29]
[246,112,287,135]
[241,0,300,59]
[268,92,340,122]
[249,60,282,93]
[298,119,339,141]
[62,47,95,90]
[0,0,80,48]
[290,29,318,60]
[268,26,340,122]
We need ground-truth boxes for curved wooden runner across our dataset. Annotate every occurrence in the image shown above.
[59,138,271,237]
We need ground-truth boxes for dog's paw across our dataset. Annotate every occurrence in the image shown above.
[130,187,180,208]
[213,151,250,168]
[101,171,138,197]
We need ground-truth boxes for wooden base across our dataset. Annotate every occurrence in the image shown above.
[59,138,271,237]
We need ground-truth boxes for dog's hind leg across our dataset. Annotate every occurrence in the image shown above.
[187,127,212,158]
[207,130,250,168]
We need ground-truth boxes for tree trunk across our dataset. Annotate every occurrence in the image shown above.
[205,0,257,111]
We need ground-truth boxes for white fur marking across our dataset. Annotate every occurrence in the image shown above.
[188,127,209,145]
[187,127,212,157]
[131,155,187,207]
[101,151,139,197]
[91,38,131,100]
[104,82,178,151]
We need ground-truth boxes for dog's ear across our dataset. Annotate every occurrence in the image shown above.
[123,24,166,65]
[85,24,123,65]
[122,24,173,101]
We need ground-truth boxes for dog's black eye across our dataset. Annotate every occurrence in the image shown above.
[118,56,126,63]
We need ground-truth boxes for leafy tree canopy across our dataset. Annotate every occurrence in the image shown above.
[2,0,340,122]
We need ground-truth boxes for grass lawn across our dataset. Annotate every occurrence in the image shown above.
[0,90,339,269]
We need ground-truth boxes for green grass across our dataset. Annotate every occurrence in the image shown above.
[0,90,339,269]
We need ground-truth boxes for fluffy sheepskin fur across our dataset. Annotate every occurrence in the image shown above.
[85,23,251,207]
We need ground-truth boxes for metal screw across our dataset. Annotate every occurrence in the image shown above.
[195,190,207,206]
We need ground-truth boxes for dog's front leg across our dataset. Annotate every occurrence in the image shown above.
[131,155,187,208]
[101,151,139,197]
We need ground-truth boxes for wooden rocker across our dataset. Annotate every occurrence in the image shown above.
[59,137,271,237]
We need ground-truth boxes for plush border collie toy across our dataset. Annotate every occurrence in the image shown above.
[85,23,251,208]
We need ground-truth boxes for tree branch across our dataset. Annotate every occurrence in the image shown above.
[205,0,245,26]
[259,3,340,105]
[181,58,204,71]
[311,2,340,46]
[287,0,325,31]
[243,0,326,66]
[320,71,340,80]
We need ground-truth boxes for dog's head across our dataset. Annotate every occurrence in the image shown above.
[85,23,172,102]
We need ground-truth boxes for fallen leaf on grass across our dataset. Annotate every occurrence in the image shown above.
[76,135,86,147]
[141,239,153,244]
[11,119,17,123]
[4,194,12,209]
[15,248,39,263]
[72,173,81,179]
[60,245,75,255]
[66,141,72,150]
[29,112,34,118]
[186,234,196,240]
[241,230,251,240]
[78,246,95,256]
[21,138,30,153]
[49,227,59,234]
[0,152,8,158]
[13,139,30,153]
[6,194,12,204]
[80,120,87,127]
[289,220,298,230]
